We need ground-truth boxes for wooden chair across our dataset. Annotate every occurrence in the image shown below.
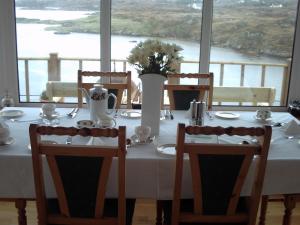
[162,123,272,225]
[164,73,214,110]
[29,124,134,225]
[156,72,214,224]
[259,194,300,225]
[78,70,132,109]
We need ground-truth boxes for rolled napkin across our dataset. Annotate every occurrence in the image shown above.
[282,119,300,136]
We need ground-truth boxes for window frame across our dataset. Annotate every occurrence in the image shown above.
[0,0,299,109]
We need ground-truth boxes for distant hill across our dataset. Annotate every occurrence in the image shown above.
[15,0,297,58]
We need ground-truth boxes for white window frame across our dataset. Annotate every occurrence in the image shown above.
[0,0,299,109]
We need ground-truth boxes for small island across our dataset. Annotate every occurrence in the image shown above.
[15,0,297,58]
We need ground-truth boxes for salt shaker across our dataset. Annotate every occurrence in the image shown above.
[188,100,206,126]
[194,101,205,126]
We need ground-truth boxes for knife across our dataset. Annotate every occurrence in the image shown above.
[71,108,79,118]
[67,108,76,117]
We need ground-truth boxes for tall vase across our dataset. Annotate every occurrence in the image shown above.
[140,74,166,137]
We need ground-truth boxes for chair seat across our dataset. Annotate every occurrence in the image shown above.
[161,198,248,225]
[47,198,136,224]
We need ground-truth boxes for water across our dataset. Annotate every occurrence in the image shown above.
[15,9,286,104]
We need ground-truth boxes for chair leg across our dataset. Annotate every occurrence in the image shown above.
[259,195,269,225]
[15,199,27,225]
[283,195,296,225]
[156,200,163,225]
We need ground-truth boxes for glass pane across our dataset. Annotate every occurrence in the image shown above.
[15,0,100,102]
[210,0,298,106]
[111,0,203,89]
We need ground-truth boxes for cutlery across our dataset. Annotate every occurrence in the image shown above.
[66,108,79,119]
[169,110,174,120]
[9,118,41,123]
[162,109,170,120]
[70,108,79,118]
[114,109,118,118]
[271,122,285,127]
[66,136,72,144]
[285,135,295,139]
[206,111,214,120]
[67,108,76,117]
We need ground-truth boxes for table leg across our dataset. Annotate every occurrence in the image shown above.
[283,195,296,225]
[15,199,27,225]
[156,200,163,225]
[259,195,269,225]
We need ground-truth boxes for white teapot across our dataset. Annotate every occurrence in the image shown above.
[81,84,117,122]
[0,120,10,144]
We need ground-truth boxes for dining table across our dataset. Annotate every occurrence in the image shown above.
[0,107,300,225]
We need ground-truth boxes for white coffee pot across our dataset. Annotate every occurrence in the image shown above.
[81,84,117,121]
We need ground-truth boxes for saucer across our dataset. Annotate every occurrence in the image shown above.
[215,111,240,119]
[120,110,141,118]
[0,137,15,146]
[130,134,153,145]
[39,111,60,119]
[77,120,96,128]
[254,115,272,123]
[0,110,24,118]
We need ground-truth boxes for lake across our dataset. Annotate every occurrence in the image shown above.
[15,8,287,104]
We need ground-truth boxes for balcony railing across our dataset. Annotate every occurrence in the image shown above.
[18,53,291,105]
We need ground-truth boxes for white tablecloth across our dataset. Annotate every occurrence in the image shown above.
[0,107,299,199]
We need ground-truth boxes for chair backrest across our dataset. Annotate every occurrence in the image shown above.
[29,124,126,225]
[78,70,132,109]
[164,73,214,110]
[172,123,272,225]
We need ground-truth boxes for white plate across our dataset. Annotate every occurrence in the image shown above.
[254,115,272,123]
[157,144,176,156]
[120,110,141,118]
[0,137,15,146]
[39,111,60,119]
[0,110,24,118]
[77,120,96,128]
[215,111,240,119]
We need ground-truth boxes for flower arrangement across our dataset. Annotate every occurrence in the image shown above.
[127,39,183,77]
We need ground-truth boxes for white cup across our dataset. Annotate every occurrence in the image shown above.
[256,109,271,120]
[96,113,116,128]
[135,125,151,143]
[42,103,56,117]
[99,118,116,127]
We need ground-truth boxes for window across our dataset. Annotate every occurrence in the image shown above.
[15,0,101,102]
[210,0,298,106]
[111,0,203,85]
[0,0,299,106]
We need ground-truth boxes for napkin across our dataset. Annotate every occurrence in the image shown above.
[282,119,300,136]
[86,136,117,146]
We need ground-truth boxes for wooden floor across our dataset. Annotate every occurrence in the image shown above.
[0,199,299,225]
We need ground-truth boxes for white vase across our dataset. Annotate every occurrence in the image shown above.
[140,74,166,137]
